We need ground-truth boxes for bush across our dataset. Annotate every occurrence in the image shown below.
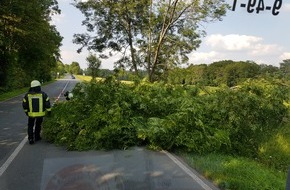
[201,80,288,157]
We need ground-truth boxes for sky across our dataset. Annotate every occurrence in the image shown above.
[51,0,290,70]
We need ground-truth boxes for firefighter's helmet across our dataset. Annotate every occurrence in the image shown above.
[31,80,41,88]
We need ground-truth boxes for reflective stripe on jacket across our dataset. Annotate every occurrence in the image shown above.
[22,91,51,117]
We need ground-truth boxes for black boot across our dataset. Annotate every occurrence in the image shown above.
[29,139,34,145]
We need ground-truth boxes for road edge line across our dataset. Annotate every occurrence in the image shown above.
[0,136,28,176]
[162,150,213,190]
[52,81,69,105]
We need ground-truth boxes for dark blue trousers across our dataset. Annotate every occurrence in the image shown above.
[27,117,43,141]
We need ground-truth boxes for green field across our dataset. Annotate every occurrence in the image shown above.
[75,75,133,84]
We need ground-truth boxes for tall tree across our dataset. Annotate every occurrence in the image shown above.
[74,0,149,76]
[58,61,65,74]
[86,53,101,82]
[70,62,81,75]
[0,0,62,89]
[146,0,228,81]
[0,0,24,87]
[74,0,228,82]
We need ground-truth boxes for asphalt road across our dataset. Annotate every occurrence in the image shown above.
[0,77,220,190]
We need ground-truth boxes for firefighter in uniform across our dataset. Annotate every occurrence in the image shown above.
[22,80,51,144]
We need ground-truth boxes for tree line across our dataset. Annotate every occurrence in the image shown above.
[82,59,290,87]
[0,0,62,92]
[166,59,290,87]
[55,61,83,77]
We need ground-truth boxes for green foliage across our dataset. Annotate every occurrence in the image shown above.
[43,79,140,150]
[167,60,266,87]
[86,53,101,82]
[92,124,138,150]
[43,78,289,160]
[280,59,290,79]
[0,87,29,101]
[169,100,232,154]
[69,62,82,75]
[258,123,290,172]
[0,0,62,90]
[74,0,150,74]
[140,117,179,150]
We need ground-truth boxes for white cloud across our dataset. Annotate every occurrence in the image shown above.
[188,34,285,66]
[60,50,77,62]
[60,49,88,67]
[280,52,290,60]
[189,51,220,63]
[250,43,282,56]
[206,34,262,51]
[204,34,282,57]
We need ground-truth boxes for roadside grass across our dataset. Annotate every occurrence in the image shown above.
[0,80,55,101]
[179,152,287,190]
[178,120,290,190]
[258,122,290,173]
[0,87,29,101]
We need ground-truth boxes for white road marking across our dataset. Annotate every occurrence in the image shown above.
[162,150,213,190]
[0,81,70,177]
[0,136,28,176]
[52,81,69,105]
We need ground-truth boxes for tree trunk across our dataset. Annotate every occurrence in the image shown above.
[147,0,153,80]
[128,32,138,76]
[149,0,179,82]
[126,13,139,77]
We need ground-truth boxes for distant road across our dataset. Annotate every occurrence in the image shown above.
[0,77,219,190]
